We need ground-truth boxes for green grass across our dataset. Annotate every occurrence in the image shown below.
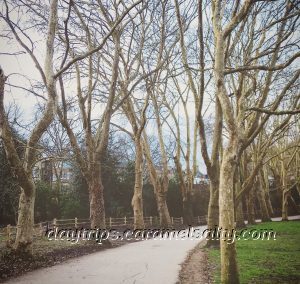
[208,220,300,283]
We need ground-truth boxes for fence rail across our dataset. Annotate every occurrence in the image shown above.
[0,215,208,243]
[0,208,284,243]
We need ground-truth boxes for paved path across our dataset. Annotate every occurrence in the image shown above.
[253,215,300,223]
[5,215,300,284]
[6,226,206,284]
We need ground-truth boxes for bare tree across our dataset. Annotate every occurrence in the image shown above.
[119,0,178,227]
[55,1,135,228]
[265,120,300,221]
[210,1,299,282]
[172,0,299,282]
[0,0,59,254]
[174,0,222,243]
[162,76,195,225]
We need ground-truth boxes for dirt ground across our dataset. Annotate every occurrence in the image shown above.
[177,241,212,284]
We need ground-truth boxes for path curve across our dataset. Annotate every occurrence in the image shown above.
[5,226,206,284]
[5,216,300,284]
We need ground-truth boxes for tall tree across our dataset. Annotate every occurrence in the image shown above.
[210,1,299,282]
[56,0,143,228]
[0,0,59,254]
[174,0,223,242]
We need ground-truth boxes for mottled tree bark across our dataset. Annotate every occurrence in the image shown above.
[88,167,106,228]
[14,184,35,253]
[155,189,171,227]
[132,138,144,229]
[219,140,239,284]
[207,180,219,228]
[206,179,220,247]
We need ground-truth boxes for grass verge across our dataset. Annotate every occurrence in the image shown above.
[208,220,300,283]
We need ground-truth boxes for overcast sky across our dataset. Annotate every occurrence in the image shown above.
[0,4,211,174]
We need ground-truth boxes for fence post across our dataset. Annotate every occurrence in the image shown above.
[150,216,153,226]
[53,218,57,227]
[75,217,78,229]
[171,217,174,225]
[198,216,200,224]
[124,216,127,225]
[6,224,11,243]
[109,217,112,227]
[181,217,184,225]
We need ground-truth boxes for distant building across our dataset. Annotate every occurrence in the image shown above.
[155,165,176,179]
[33,159,72,190]
[193,171,209,185]
[33,159,53,184]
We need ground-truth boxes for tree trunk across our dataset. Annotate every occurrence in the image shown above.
[246,185,256,225]
[219,143,239,284]
[265,190,274,217]
[182,191,194,225]
[282,189,289,221]
[262,167,274,216]
[176,179,194,226]
[207,179,219,228]
[234,167,245,228]
[14,186,35,254]
[296,183,300,197]
[174,156,193,225]
[206,179,219,247]
[289,194,300,214]
[281,159,289,221]
[257,175,271,222]
[235,201,246,229]
[132,139,144,229]
[185,173,194,225]
[155,187,171,227]
[89,168,106,228]
[142,132,172,228]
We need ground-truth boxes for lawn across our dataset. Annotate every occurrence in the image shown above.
[208,220,300,283]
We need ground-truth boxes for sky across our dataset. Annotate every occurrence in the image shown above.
[0,1,211,174]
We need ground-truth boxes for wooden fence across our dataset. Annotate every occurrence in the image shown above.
[0,215,208,243]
